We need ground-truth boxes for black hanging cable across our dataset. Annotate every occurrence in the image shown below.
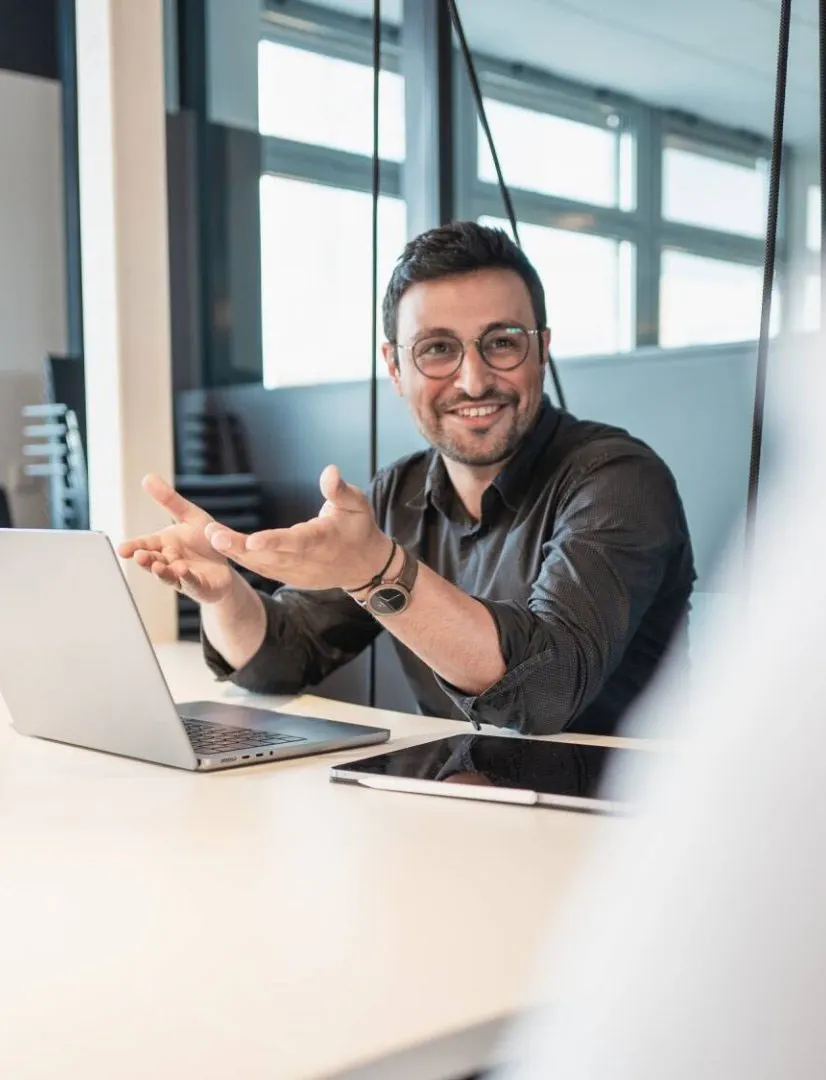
[445,0,520,245]
[820,0,825,307]
[370,0,381,485]
[445,0,568,412]
[368,0,381,707]
[744,0,791,565]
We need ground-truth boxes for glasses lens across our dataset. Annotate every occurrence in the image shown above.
[480,326,530,370]
[412,336,464,378]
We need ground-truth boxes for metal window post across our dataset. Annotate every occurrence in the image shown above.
[402,0,454,236]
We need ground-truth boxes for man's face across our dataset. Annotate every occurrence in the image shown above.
[383,268,548,468]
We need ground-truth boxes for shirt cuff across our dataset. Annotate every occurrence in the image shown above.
[432,597,570,735]
[200,590,306,695]
[433,664,525,731]
[432,596,519,730]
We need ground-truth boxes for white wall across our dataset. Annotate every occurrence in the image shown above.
[75,0,177,643]
[0,70,68,527]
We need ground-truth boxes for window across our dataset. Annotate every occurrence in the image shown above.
[260,177,406,388]
[481,217,635,358]
[659,250,771,348]
[479,98,633,208]
[258,41,405,161]
[807,185,822,252]
[803,272,821,332]
[258,10,776,375]
[662,136,768,239]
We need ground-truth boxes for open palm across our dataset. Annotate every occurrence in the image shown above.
[118,475,235,604]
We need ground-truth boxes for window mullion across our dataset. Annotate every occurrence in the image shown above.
[474,183,640,242]
[262,136,402,199]
[635,104,661,348]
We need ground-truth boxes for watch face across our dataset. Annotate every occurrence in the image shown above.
[368,585,410,616]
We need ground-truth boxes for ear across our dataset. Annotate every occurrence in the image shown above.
[382,342,404,397]
[539,327,551,369]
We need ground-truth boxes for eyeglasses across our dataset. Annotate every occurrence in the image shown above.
[395,324,542,380]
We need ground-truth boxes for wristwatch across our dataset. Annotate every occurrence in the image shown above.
[355,545,419,616]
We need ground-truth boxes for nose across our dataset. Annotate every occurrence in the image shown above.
[453,340,494,398]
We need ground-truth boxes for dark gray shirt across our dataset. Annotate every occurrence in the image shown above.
[203,397,696,736]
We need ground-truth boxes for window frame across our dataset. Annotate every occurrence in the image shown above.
[259,0,782,355]
[260,1,403,202]
[462,54,776,352]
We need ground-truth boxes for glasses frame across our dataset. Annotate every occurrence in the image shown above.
[395,324,544,380]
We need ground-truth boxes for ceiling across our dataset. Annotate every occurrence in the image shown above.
[308,0,820,147]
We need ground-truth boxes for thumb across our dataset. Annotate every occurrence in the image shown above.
[319,465,367,513]
[142,473,202,524]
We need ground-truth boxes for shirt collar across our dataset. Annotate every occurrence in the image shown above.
[404,451,450,513]
[492,395,560,511]
[404,396,561,515]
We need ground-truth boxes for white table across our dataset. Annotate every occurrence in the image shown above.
[0,643,637,1080]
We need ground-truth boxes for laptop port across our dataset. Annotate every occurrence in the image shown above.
[241,755,250,760]
[255,753,264,758]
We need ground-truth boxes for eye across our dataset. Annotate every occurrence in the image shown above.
[487,331,522,351]
[416,337,460,358]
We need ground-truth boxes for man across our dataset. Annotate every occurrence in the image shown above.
[120,222,695,736]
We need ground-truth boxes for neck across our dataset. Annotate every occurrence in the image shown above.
[442,456,506,522]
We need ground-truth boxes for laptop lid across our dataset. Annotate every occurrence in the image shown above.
[0,529,197,769]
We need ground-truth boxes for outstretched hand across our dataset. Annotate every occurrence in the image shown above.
[202,465,391,592]
[118,475,236,604]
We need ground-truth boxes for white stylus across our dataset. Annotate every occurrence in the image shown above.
[357,775,539,805]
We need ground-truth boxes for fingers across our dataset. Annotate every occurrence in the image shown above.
[150,561,181,587]
[204,520,307,575]
[133,548,162,569]
[118,534,164,559]
[245,526,299,553]
[136,548,176,579]
[148,557,199,594]
[142,473,203,524]
[204,520,249,554]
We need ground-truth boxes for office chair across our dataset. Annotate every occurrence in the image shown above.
[0,485,12,528]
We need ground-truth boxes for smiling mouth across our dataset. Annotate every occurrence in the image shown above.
[447,403,509,420]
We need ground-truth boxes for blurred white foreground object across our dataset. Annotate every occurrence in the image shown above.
[498,332,826,1080]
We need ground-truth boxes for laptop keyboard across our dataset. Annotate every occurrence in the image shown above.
[180,715,306,755]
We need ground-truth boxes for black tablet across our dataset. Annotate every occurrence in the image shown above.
[330,734,645,814]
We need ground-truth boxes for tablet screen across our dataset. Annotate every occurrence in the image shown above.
[335,734,635,801]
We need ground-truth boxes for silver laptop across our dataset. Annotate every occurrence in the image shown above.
[0,529,390,770]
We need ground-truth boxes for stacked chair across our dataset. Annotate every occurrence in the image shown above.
[22,356,270,640]
[21,355,89,531]
[175,410,268,638]
[0,485,12,528]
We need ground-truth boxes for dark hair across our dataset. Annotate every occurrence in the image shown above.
[382,220,547,343]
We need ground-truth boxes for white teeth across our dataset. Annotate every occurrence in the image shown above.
[453,405,501,418]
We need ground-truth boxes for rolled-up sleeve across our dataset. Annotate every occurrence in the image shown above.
[434,448,688,734]
[203,586,381,695]
[202,476,389,695]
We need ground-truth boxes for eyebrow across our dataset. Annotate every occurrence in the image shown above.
[409,319,526,344]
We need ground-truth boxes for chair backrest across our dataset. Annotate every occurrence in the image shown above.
[0,485,12,528]
[45,354,86,457]
[21,399,89,531]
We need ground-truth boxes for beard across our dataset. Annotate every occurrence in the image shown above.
[416,389,538,467]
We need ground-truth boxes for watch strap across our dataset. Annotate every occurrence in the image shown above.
[346,538,397,594]
[351,545,418,614]
[394,546,419,592]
